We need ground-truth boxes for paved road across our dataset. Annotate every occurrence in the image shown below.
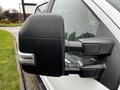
[0,26,20,38]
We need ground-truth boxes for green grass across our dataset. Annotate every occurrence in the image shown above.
[0,30,19,90]
[0,23,22,27]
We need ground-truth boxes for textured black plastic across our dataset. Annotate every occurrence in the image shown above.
[96,23,120,90]
[19,14,65,76]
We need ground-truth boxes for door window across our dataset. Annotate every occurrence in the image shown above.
[51,0,100,58]
[52,0,100,41]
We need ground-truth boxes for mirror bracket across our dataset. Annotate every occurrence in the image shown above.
[65,37,114,56]
[64,57,106,79]
[64,37,114,79]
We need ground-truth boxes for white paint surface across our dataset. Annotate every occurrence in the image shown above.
[40,75,109,90]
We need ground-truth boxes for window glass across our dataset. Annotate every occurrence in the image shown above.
[52,0,100,41]
[51,0,101,58]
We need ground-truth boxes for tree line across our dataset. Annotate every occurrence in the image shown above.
[0,6,23,23]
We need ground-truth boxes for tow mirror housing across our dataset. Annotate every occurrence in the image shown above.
[19,14,65,76]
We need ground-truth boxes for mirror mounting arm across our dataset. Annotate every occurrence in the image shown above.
[65,37,114,56]
[64,37,114,79]
[64,58,106,79]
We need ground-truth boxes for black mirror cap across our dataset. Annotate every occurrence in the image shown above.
[19,14,65,76]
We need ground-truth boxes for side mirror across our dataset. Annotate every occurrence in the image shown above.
[19,14,65,76]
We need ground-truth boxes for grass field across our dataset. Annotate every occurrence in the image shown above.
[0,23,22,27]
[0,30,19,90]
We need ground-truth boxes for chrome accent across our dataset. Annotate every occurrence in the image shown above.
[18,50,35,65]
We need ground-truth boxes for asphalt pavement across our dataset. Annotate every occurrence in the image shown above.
[0,26,20,38]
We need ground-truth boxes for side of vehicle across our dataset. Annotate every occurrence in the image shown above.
[45,0,120,89]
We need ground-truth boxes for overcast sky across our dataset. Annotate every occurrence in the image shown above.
[0,0,45,12]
